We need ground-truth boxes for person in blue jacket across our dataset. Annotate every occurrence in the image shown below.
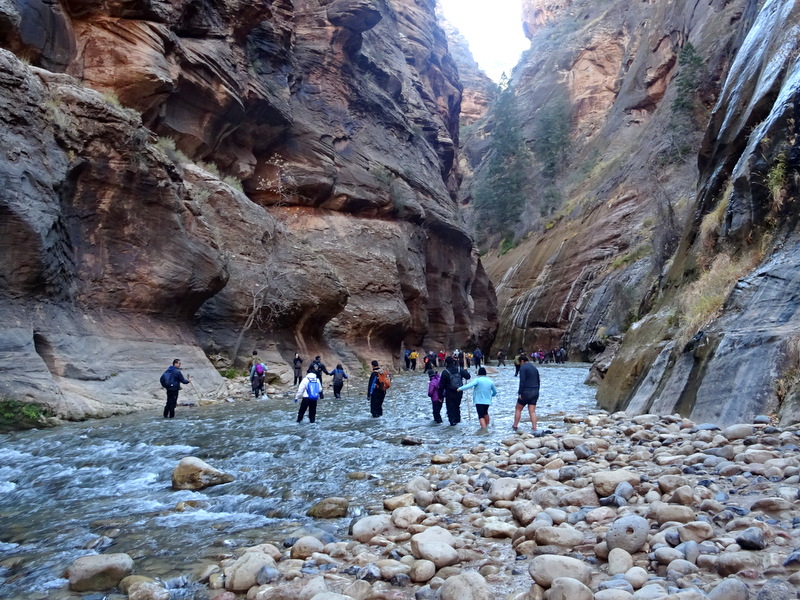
[458,367,496,429]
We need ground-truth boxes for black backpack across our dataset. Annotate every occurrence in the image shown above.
[448,368,463,391]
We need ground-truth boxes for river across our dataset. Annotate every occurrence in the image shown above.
[0,363,598,599]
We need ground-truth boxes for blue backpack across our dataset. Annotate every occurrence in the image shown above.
[160,369,173,389]
[306,378,321,400]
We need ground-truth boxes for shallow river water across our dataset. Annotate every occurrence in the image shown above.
[0,363,598,598]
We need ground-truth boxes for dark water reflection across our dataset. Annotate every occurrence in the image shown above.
[0,363,598,597]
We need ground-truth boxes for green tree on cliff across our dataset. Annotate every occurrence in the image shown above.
[472,83,534,241]
[532,94,571,180]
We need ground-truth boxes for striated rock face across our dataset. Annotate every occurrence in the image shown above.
[481,0,800,424]
[438,18,496,128]
[599,0,800,425]
[0,0,497,419]
[485,0,750,357]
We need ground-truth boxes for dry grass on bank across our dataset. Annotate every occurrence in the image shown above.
[675,251,761,348]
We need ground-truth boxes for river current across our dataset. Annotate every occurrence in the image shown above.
[0,363,598,598]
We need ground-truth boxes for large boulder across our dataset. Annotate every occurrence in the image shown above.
[171,457,234,490]
[66,553,134,591]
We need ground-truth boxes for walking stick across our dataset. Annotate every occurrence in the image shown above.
[186,373,203,405]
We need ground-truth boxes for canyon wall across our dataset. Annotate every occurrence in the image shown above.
[476,0,800,424]
[0,0,497,419]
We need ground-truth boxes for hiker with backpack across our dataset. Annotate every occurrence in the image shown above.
[427,369,443,423]
[293,353,303,385]
[330,364,348,399]
[367,360,391,417]
[295,371,322,423]
[250,361,267,398]
[458,367,497,429]
[438,356,471,426]
[160,359,190,419]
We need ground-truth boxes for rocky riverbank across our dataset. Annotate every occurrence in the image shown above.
[67,410,800,600]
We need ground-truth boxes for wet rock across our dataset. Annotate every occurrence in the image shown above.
[528,555,591,587]
[593,471,641,497]
[410,527,459,568]
[489,477,520,502]
[678,521,714,543]
[548,577,593,600]
[595,591,635,600]
[756,578,793,600]
[67,553,135,592]
[307,497,349,519]
[534,524,584,548]
[392,506,425,529]
[482,520,518,538]
[356,563,381,582]
[255,564,281,585]
[409,559,436,582]
[717,551,762,576]
[608,547,633,575]
[606,515,649,554]
[119,576,156,594]
[227,551,278,591]
[128,581,170,600]
[352,515,391,543]
[171,457,234,491]
[736,527,767,550]
[624,566,649,589]
[439,571,492,600]
[707,577,749,600]
[384,493,414,510]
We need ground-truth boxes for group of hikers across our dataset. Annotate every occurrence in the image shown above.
[161,345,548,431]
[404,348,485,371]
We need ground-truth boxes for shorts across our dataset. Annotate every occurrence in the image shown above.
[476,404,489,419]
[517,390,539,406]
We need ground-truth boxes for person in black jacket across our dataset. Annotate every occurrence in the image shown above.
[162,359,190,419]
[438,356,471,426]
[293,353,303,385]
[513,354,540,432]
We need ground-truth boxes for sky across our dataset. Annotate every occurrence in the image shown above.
[438,0,531,83]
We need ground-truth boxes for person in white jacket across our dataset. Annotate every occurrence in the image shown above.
[295,372,322,423]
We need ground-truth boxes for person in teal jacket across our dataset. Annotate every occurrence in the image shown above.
[458,367,497,429]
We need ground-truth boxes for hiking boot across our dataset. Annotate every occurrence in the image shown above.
[512,426,518,431]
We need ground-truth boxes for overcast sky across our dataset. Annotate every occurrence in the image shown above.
[438,0,530,83]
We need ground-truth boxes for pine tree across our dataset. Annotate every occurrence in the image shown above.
[472,84,533,240]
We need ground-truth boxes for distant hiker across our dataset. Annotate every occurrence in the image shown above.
[308,355,330,395]
[367,360,390,418]
[437,350,446,366]
[458,366,497,429]
[160,359,190,419]
[453,349,463,369]
[473,348,483,369]
[295,371,322,423]
[250,361,267,398]
[513,354,540,432]
[438,356,471,426]
[427,369,442,423]
[409,350,419,371]
[247,350,260,371]
[514,349,527,376]
[404,349,411,370]
[330,364,348,399]
[496,349,506,367]
[293,353,303,385]
[309,355,329,376]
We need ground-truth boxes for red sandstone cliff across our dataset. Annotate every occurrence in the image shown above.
[0,0,497,419]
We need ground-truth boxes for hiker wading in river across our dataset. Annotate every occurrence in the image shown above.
[295,372,322,423]
[160,359,190,419]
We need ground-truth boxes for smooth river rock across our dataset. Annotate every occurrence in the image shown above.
[171,457,234,491]
[67,553,135,592]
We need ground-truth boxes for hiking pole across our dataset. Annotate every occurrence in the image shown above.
[187,373,203,406]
